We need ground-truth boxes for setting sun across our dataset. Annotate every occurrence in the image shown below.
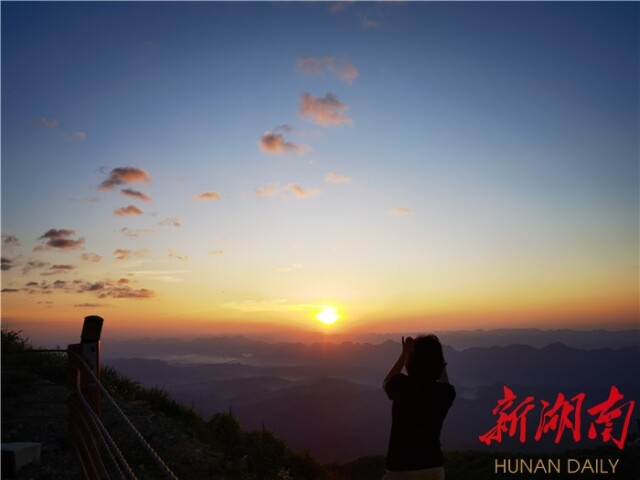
[315,306,341,326]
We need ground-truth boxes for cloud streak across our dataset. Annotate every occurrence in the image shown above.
[299,93,352,127]
[297,56,359,85]
[158,217,182,228]
[392,207,414,216]
[32,117,60,128]
[121,189,152,202]
[113,249,148,261]
[2,235,20,248]
[99,167,151,191]
[81,253,102,263]
[65,131,87,143]
[254,182,322,199]
[325,171,352,183]
[194,191,221,202]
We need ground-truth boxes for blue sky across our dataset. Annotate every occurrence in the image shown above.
[2,2,638,340]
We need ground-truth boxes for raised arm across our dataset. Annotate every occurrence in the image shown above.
[383,336,414,390]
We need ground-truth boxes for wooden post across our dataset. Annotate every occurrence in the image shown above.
[68,316,104,480]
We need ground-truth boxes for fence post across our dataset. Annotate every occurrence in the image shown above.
[68,315,104,480]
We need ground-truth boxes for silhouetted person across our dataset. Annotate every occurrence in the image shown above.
[383,335,455,480]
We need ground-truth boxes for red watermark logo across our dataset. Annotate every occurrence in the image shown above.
[479,385,635,450]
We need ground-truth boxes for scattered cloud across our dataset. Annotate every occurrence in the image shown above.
[158,216,182,228]
[254,182,321,199]
[254,182,281,197]
[99,167,151,191]
[168,249,189,261]
[284,183,322,199]
[23,260,50,274]
[121,189,152,202]
[2,235,20,248]
[258,131,308,155]
[114,205,143,217]
[325,171,352,183]
[34,229,85,251]
[81,252,102,263]
[17,277,156,300]
[113,249,148,261]
[32,117,60,128]
[392,207,414,216]
[48,264,77,273]
[1,257,14,271]
[194,191,221,202]
[297,56,358,85]
[65,131,87,143]
[121,227,153,238]
[99,287,156,299]
[299,93,352,127]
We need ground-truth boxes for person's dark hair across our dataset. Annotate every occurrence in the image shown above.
[405,334,445,381]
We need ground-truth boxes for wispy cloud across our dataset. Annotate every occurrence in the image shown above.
[193,191,221,202]
[284,183,322,199]
[113,249,148,261]
[48,264,77,273]
[114,205,143,217]
[158,216,182,228]
[299,93,352,127]
[392,207,414,216]
[297,56,359,85]
[81,252,102,263]
[99,167,151,191]
[254,182,281,197]
[325,171,352,183]
[121,189,151,202]
[208,250,225,255]
[121,227,154,238]
[32,117,60,128]
[34,229,85,251]
[2,235,20,248]
[168,249,189,261]
[65,131,87,143]
[254,182,322,199]
[258,131,308,155]
[22,260,50,274]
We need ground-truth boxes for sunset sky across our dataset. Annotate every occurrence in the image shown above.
[2,2,638,342]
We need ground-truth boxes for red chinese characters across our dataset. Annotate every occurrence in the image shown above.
[479,386,635,450]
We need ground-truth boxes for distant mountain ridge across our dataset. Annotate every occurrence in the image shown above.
[105,338,640,462]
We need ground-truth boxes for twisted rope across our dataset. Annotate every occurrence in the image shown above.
[69,350,180,480]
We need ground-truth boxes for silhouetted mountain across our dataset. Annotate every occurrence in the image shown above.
[104,339,640,463]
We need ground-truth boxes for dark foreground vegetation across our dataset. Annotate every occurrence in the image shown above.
[2,328,639,479]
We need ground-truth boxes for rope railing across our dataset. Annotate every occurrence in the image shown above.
[68,317,179,480]
[1,316,181,480]
[69,364,138,480]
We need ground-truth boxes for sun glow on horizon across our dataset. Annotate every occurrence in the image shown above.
[315,305,341,326]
